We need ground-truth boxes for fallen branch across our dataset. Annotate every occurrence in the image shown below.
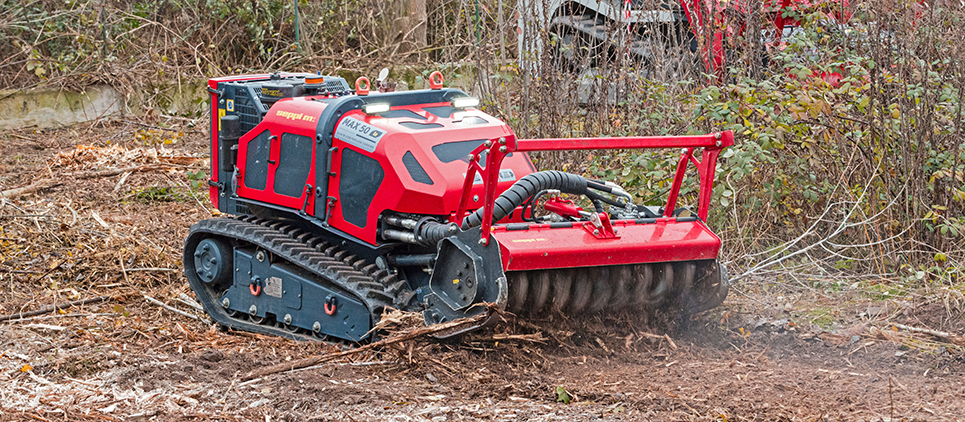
[892,323,965,346]
[244,312,488,380]
[5,312,117,323]
[0,179,63,200]
[124,267,178,272]
[176,293,204,312]
[23,323,67,331]
[478,333,546,343]
[29,258,70,284]
[144,295,204,322]
[121,119,202,134]
[0,164,171,200]
[0,268,41,275]
[63,164,170,179]
[0,296,110,322]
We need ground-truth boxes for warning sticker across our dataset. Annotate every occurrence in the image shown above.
[264,276,283,298]
[462,169,517,185]
[334,117,386,153]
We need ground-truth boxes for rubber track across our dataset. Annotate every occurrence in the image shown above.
[184,216,414,343]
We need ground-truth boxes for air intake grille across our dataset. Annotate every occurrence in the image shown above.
[234,92,260,134]
[324,79,350,93]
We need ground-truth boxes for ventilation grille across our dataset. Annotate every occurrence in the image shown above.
[324,79,350,93]
[234,92,260,134]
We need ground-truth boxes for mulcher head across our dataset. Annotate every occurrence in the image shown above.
[419,132,734,333]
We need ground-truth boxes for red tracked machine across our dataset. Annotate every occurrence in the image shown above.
[184,70,733,342]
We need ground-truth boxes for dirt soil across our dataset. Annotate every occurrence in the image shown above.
[1,121,964,421]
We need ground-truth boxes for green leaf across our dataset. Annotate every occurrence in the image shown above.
[555,386,571,404]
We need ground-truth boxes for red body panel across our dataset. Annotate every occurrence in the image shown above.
[326,103,534,245]
[235,97,324,212]
[208,79,220,207]
[207,73,315,209]
[494,218,721,271]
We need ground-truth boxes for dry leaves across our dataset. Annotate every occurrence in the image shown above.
[51,143,199,173]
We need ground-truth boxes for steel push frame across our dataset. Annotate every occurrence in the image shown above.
[453,130,736,246]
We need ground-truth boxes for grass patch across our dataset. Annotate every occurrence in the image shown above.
[128,186,187,203]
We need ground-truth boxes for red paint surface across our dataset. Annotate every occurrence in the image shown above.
[325,103,533,244]
[207,73,317,208]
[235,97,324,212]
[493,218,721,271]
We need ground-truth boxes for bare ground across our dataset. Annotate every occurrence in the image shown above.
[0,121,963,421]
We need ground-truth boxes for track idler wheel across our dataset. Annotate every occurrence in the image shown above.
[193,238,232,286]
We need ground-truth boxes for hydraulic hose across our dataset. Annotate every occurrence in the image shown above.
[462,170,589,229]
[383,215,458,246]
[415,219,459,246]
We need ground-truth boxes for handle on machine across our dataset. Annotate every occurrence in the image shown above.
[324,296,337,315]
[428,71,444,90]
[355,77,370,96]
[267,135,278,165]
[250,277,262,296]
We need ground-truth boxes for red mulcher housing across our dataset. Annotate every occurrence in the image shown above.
[183,71,733,342]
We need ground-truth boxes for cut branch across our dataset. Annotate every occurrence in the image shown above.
[892,323,965,346]
[0,164,172,200]
[0,296,111,322]
[144,295,204,322]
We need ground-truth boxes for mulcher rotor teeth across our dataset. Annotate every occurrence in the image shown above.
[528,271,551,311]
[551,270,572,311]
[568,273,593,313]
[506,271,528,312]
[505,260,728,317]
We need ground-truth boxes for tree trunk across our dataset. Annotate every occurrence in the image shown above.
[399,0,427,57]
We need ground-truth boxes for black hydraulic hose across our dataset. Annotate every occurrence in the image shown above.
[462,170,589,229]
[414,219,459,246]
[585,190,621,209]
[522,189,550,222]
[586,179,613,193]
[388,254,437,267]
[591,198,606,213]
